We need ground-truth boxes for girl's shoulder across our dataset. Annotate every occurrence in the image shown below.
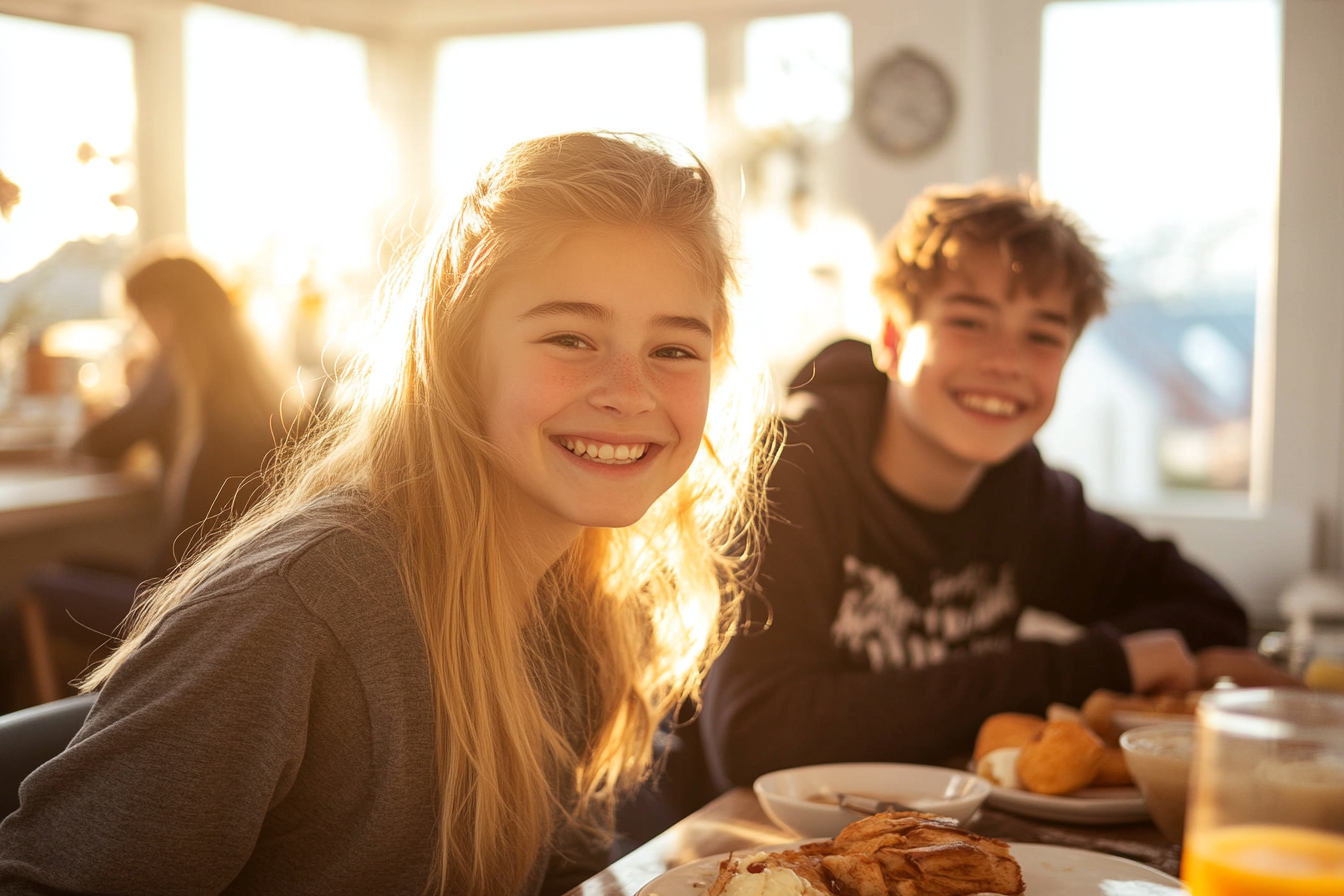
[204,490,382,566]
[183,493,407,626]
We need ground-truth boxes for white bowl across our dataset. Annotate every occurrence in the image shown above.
[752,762,991,838]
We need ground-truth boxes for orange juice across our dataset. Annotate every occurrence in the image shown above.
[1183,824,1344,895]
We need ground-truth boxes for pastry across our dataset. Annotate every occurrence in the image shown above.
[971,712,1046,762]
[707,811,1024,896]
[1015,719,1105,795]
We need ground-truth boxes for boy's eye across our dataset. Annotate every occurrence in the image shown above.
[948,316,986,330]
[1029,331,1068,348]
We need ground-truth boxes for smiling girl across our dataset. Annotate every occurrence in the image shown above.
[0,132,773,896]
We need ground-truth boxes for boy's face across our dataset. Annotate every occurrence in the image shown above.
[883,241,1076,471]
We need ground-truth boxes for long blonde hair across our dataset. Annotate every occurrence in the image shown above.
[84,132,774,895]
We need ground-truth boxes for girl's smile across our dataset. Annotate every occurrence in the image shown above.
[555,436,650,464]
[476,224,715,546]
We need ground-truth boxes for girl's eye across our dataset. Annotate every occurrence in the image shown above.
[652,345,702,360]
[544,333,591,350]
[948,316,986,331]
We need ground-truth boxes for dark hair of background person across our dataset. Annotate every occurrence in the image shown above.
[80,251,290,575]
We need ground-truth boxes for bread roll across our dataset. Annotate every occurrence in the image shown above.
[1089,746,1133,787]
[1080,689,1124,746]
[1016,719,1105,795]
[1046,702,1082,723]
[1082,688,1200,748]
[973,713,1047,762]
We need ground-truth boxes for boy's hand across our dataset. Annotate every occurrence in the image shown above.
[1122,629,1197,695]
[1195,646,1304,688]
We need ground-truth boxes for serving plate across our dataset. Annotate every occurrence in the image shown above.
[984,782,1151,825]
[635,842,1185,895]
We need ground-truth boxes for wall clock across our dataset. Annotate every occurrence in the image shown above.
[858,47,956,158]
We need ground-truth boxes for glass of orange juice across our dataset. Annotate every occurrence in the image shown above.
[1182,688,1344,895]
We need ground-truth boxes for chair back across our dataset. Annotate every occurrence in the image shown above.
[0,693,96,820]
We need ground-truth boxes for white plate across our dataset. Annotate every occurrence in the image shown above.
[984,783,1151,825]
[635,841,1186,895]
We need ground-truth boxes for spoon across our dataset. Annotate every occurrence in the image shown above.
[836,793,918,816]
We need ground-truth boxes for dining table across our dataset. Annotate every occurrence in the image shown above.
[0,454,158,706]
[565,785,1182,895]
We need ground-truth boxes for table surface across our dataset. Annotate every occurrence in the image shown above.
[0,456,153,537]
[567,787,1183,896]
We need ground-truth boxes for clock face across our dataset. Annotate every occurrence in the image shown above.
[859,48,956,157]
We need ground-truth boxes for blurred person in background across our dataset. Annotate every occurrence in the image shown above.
[76,250,291,575]
[17,249,292,695]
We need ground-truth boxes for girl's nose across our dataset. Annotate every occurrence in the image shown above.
[589,354,656,416]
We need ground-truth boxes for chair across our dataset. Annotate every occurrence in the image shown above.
[0,691,97,820]
[17,563,140,704]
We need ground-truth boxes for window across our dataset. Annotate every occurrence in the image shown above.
[0,15,138,431]
[731,13,870,385]
[0,15,137,318]
[1035,0,1280,508]
[183,4,392,370]
[433,23,707,207]
[737,12,852,135]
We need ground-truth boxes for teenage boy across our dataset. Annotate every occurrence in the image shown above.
[701,182,1292,788]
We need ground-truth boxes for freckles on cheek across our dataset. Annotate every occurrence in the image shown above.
[663,375,712,441]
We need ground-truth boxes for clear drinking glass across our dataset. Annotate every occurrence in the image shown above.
[1182,688,1344,895]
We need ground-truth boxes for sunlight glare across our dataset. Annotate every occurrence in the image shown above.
[738,14,852,135]
[433,23,706,207]
[184,4,393,362]
[896,324,929,386]
[0,15,136,281]
[1039,0,1279,296]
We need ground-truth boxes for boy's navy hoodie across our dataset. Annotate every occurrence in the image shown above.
[702,339,1249,788]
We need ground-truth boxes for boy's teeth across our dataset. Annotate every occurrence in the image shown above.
[960,394,1020,417]
[559,437,647,465]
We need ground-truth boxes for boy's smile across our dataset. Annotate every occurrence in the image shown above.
[874,241,1076,510]
[476,225,714,548]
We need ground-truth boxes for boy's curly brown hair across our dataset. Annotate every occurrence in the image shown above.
[872,179,1110,332]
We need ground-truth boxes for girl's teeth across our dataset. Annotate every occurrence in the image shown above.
[559,438,647,464]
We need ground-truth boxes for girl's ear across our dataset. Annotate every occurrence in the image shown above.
[873,317,903,373]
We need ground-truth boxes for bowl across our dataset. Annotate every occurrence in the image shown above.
[752,762,991,838]
[1119,722,1196,843]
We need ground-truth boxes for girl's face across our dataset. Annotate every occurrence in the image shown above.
[476,225,716,548]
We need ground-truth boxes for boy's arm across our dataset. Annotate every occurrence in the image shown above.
[1020,459,1249,653]
[701,439,1132,789]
